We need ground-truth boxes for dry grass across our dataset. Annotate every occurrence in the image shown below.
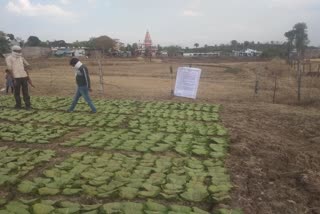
[0,57,319,105]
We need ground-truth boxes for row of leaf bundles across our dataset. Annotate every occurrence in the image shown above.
[0,96,14,107]
[0,109,126,127]
[26,96,71,111]
[0,95,219,112]
[19,112,126,128]
[138,108,219,122]
[0,96,69,110]
[129,117,227,136]
[0,123,71,143]
[0,147,55,186]
[0,95,137,114]
[61,129,228,158]
[0,109,34,122]
[18,152,232,203]
[0,199,211,214]
[139,101,220,113]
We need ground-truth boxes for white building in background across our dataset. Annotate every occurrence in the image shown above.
[183,52,221,57]
[74,49,86,57]
[160,51,168,56]
[233,49,262,57]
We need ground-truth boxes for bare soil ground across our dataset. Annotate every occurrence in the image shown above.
[1,57,320,214]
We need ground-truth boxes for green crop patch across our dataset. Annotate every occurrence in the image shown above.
[0,123,71,144]
[0,198,212,214]
[0,96,138,114]
[138,101,220,112]
[0,96,240,213]
[61,128,228,158]
[128,116,228,136]
[0,147,55,187]
[18,152,231,203]
[138,108,219,122]
[0,109,127,128]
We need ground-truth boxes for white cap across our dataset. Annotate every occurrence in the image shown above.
[12,45,22,51]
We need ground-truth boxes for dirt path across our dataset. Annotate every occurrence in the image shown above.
[222,103,320,214]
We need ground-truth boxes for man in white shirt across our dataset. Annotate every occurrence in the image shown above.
[5,45,32,110]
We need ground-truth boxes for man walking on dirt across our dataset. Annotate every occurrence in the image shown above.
[5,45,33,110]
[68,58,97,113]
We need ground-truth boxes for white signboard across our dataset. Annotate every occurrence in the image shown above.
[174,67,201,99]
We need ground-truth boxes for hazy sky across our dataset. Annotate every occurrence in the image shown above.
[1,0,320,47]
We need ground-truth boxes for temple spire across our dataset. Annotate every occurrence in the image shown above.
[144,30,152,48]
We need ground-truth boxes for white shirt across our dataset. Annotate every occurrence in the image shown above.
[5,52,30,78]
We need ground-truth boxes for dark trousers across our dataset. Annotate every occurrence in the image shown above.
[6,86,14,94]
[14,78,31,108]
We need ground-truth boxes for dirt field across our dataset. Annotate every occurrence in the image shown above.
[1,57,320,214]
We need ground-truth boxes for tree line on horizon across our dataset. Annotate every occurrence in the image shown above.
[0,22,315,58]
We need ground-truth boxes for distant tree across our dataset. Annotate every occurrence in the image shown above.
[284,30,295,62]
[293,22,309,59]
[0,31,10,55]
[261,47,286,58]
[243,41,250,49]
[26,36,41,46]
[72,40,80,48]
[231,40,238,47]
[40,41,50,47]
[131,43,139,55]
[165,45,182,56]
[230,40,239,51]
[7,34,15,41]
[92,36,115,53]
[72,40,94,49]
[156,45,163,56]
[250,41,255,49]
[125,44,132,52]
[50,40,67,47]
[132,43,138,50]
[194,43,199,48]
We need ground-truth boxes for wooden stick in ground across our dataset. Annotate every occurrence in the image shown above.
[169,66,174,96]
[98,58,104,96]
[253,68,259,97]
[309,62,311,73]
[272,73,277,104]
[297,61,302,102]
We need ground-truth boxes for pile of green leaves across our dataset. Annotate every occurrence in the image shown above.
[0,123,70,143]
[62,129,228,158]
[139,101,220,112]
[18,152,231,202]
[0,146,55,186]
[0,109,126,128]
[0,96,219,115]
[128,116,227,136]
[138,108,219,122]
[0,96,138,114]
[0,199,211,214]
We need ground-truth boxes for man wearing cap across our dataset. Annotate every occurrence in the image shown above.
[5,45,32,110]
